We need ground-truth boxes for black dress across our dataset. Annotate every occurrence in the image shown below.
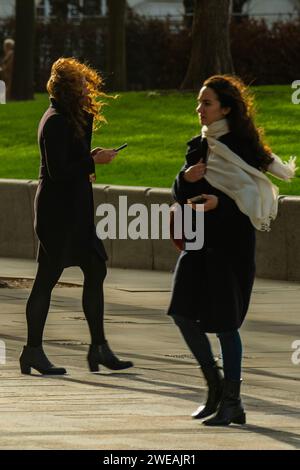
[167,132,260,333]
[34,98,107,269]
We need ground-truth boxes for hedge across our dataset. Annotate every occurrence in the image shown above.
[1,12,299,91]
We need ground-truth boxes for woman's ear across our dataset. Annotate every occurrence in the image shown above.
[222,107,231,116]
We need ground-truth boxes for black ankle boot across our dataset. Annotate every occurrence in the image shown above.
[87,341,134,372]
[192,363,223,419]
[203,379,246,426]
[19,345,67,375]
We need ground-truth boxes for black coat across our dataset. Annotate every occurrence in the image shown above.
[167,132,260,332]
[34,98,107,268]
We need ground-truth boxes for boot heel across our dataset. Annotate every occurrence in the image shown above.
[232,412,246,425]
[19,346,66,376]
[88,359,99,372]
[20,363,31,375]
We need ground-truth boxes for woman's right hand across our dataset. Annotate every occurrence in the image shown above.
[183,159,206,183]
[92,148,117,164]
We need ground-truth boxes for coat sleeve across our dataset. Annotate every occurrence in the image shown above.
[212,187,240,220]
[172,140,203,203]
[172,165,192,204]
[42,114,95,182]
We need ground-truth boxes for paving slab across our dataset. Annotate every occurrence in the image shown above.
[0,257,299,450]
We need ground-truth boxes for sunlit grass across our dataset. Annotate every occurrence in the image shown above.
[0,86,299,193]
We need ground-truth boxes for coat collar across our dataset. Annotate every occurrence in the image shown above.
[187,134,202,147]
[49,96,92,122]
[49,96,64,112]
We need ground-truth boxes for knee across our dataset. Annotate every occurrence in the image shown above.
[217,330,237,340]
[98,261,107,281]
[172,314,184,327]
[31,276,59,296]
[91,265,107,286]
[172,314,193,330]
[84,258,107,284]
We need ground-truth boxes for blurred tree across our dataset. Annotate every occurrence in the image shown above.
[83,0,101,15]
[232,0,249,13]
[183,0,194,28]
[11,0,35,100]
[232,0,249,22]
[181,0,234,90]
[183,1,250,26]
[49,0,70,19]
[48,0,101,19]
[292,0,300,14]
[107,0,127,90]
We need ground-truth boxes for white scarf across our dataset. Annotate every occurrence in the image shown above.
[201,119,297,231]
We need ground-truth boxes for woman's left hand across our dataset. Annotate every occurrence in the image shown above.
[92,149,117,164]
[202,194,219,212]
[91,147,103,157]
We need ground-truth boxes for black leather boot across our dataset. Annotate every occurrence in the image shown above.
[87,341,134,372]
[203,379,246,426]
[192,363,223,419]
[19,345,67,375]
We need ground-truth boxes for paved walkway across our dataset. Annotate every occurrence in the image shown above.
[0,257,299,450]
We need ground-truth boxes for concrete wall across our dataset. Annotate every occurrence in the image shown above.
[0,180,36,259]
[0,179,298,280]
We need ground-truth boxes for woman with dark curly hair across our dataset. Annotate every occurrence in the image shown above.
[20,57,133,375]
[168,75,296,426]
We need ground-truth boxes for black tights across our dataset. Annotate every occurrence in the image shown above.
[26,251,107,347]
[173,315,242,381]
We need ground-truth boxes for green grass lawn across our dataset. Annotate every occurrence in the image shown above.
[1,86,300,194]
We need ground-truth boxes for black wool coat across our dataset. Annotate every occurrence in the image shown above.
[34,98,107,268]
[167,132,260,332]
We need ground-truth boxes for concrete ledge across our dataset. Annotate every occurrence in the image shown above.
[146,188,178,271]
[105,185,153,269]
[28,180,39,258]
[284,197,300,281]
[0,179,35,259]
[255,197,288,280]
[0,179,299,280]
[93,184,112,266]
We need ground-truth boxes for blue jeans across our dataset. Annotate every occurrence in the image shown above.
[173,315,242,381]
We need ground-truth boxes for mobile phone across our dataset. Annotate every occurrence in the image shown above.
[188,195,207,204]
[114,143,128,152]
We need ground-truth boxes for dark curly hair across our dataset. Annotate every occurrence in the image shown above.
[47,57,111,138]
[203,75,274,171]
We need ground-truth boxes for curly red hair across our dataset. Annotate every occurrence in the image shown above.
[47,57,109,138]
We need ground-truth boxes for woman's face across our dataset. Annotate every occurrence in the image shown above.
[196,86,230,126]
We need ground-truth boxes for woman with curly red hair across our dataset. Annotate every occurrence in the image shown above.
[168,74,296,426]
[20,58,133,375]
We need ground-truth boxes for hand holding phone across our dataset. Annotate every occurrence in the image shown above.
[92,149,116,164]
[188,195,207,204]
[114,143,128,152]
